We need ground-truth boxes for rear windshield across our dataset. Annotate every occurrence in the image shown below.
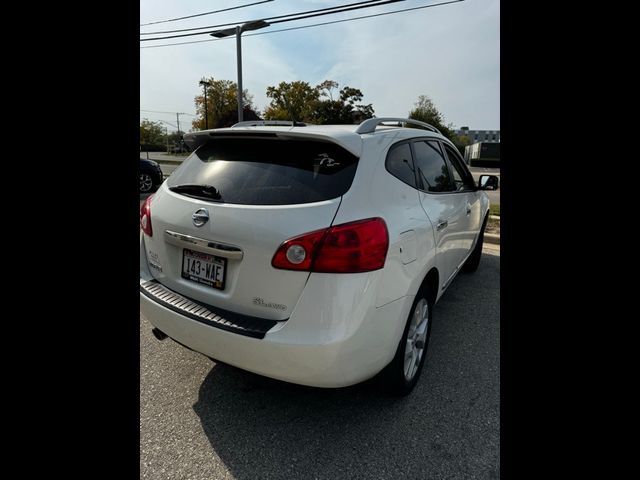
[167,137,359,205]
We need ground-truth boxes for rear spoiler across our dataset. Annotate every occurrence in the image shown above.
[183,129,363,157]
[183,131,277,150]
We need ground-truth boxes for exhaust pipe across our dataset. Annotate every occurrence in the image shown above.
[151,327,168,341]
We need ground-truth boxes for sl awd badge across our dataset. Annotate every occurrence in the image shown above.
[192,208,209,227]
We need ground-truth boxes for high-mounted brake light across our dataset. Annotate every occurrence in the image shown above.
[140,195,154,236]
[271,217,389,273]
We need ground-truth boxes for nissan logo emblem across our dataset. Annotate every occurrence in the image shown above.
[192,208,209,227]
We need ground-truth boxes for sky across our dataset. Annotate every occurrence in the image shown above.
[140,0,500,132]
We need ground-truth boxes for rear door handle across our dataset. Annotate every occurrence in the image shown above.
[436,220,448,231]
[466,204,472,216]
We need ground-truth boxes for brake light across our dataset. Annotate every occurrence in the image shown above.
[140,195,154,236]
[272,217,389,273]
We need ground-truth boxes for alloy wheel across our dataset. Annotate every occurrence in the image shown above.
[404,298,429,381]
[140,173,154,192]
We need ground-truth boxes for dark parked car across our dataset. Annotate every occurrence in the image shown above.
[140,158,163,193]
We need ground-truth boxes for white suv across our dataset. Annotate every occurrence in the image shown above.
[139,118,498,395]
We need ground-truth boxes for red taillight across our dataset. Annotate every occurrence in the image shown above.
[271,228,326,271]
[314,218,389,273]
[140,195,154,236]
[271,217,389,273]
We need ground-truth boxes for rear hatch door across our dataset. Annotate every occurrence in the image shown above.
[142,133,360,320]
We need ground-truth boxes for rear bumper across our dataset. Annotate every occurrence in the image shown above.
[140,279,278,339]
[140,275,413,388]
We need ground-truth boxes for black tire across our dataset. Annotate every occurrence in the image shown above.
[140,173,155,193]
[379,287,434,396]
[462,214,488,273]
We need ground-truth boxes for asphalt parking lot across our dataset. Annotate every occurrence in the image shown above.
[140,249,500,479]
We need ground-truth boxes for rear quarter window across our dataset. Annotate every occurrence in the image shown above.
[385,142,417,188]
[167,137,359,205]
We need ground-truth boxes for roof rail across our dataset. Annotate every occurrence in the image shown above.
[232,120,308,127]
[355,117,441,135]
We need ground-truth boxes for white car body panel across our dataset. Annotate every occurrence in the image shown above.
[144,185,344,320]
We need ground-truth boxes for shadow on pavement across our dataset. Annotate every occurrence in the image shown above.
[192,254,500,479]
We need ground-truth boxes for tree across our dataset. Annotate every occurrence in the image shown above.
[407,95,454,140]
[313,83,375,124]
[217,106,261,127]
[192,77,260,130]
[317,80,339,100]
[263,79,375,124]
[264,81,319,122]
[451,133,471,156]
[140,119,166,147]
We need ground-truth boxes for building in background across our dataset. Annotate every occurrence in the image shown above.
[455,126,500,144]
[454,127,501,167]
[464,142,500,167]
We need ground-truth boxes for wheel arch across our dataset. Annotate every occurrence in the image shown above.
[417,267,439,306]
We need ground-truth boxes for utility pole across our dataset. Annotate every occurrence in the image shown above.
[155,119,180,154]
[205,86,209,129]
[199,80,210,129]
[176,112,183,153]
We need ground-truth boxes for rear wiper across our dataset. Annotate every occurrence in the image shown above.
[169,184,222,201]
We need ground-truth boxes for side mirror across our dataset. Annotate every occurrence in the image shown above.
[479,175,499,190]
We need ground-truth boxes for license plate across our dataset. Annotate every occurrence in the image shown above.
[181,248,226,290]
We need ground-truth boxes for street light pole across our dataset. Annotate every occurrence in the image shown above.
[211,20,270,124]
[236,26,243,122]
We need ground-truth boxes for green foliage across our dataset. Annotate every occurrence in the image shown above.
[317,80,339,100]
[192,77,260,129]
[139,119,166,146]
[263,80,375,124]
[407,95,454,140]
[452,134,471,156]
[166,131,183,145]
[455,134,471,147]
[264,81,319,122]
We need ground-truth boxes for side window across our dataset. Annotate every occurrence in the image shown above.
[385,142,417,188]
[443,144,474,192]
[412,140,453,193]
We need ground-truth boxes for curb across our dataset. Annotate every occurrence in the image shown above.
[485,233,500,245]
[486,215,500,244]
[156,159,184,165]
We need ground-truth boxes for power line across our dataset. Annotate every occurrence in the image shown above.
[140,109,196,116]
[140,0,385,35]
[140,0,275,27]
[140,0,464,49]
[139,116,179,127]
[140,0,401,39]
[140,117,180,129]
[269,0,404,25]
